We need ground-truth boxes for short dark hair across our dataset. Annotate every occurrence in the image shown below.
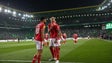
[40,17,46,21]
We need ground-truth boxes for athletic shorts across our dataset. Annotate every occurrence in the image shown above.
[35,40,43,50]
[49,38,61,47]
[44,39,49,43]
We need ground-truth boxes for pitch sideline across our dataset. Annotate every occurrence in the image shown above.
[0,60,84,63]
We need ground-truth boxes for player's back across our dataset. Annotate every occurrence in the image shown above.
[34,22,45,41]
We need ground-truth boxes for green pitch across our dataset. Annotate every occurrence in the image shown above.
[0,39,112,63]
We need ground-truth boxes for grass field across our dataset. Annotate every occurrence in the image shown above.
[0,39,112,63]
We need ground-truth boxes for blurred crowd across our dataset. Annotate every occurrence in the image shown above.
[0,27,112,40]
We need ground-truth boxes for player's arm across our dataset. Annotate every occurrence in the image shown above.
[47,25,51,37]
[61,34,64,40]
[48,25,50,33]
[56,26,61,40]
[54,29,61,43]
[41,25,45,41]
[65,34,67,38]
[57,30,61,39]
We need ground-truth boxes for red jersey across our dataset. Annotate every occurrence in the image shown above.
[48,22,60,38]
[34,22,45,41]
[73,34,78,39]
[45,33,49,40]
[63,33,67,39]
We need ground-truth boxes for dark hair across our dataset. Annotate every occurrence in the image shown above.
[40,17,46,21]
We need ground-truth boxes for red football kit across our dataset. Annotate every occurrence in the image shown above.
[32,21,45,63]
[73,34,78,43]
[48,21,60,39]
[73,34,78,39]
[34,22,45,42]
[48,21,61,60]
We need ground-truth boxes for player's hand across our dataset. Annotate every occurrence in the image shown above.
[43,40,48,46]
[54,40,58,43]
[42,41,45,46]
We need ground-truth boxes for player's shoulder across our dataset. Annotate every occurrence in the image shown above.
[37,22,45,28]
[40,22,45,26]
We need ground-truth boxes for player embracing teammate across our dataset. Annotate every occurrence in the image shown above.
[32,17,61,63]
[48,17,61,63]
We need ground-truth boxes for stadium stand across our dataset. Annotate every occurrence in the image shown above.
[0,0,112,40]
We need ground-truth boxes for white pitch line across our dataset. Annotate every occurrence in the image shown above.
[0,60,84,63]
[0,60,31,62]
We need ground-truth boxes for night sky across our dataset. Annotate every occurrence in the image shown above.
[0,0,104,12]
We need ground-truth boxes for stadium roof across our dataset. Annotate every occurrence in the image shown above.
[32,5,98,14]
[0,0,104,12]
